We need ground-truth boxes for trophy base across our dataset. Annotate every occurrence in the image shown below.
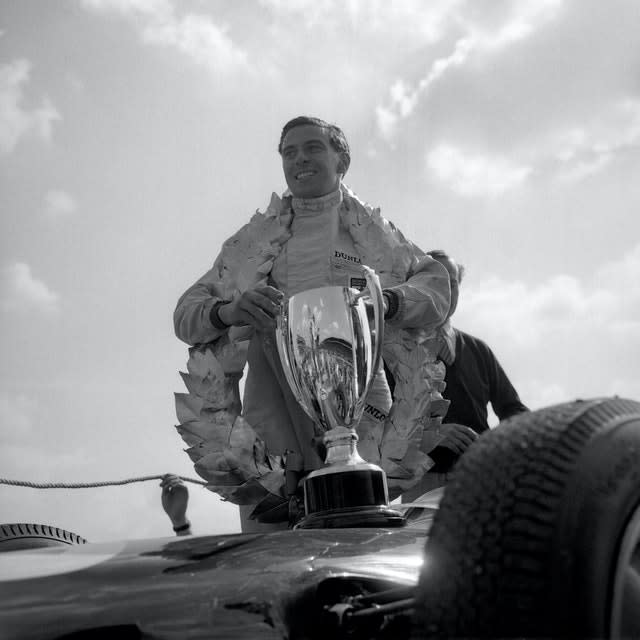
[295,504,405,529]
[296,465,405,530]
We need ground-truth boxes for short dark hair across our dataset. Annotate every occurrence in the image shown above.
[427,249,466,284]
[278,116,351,172]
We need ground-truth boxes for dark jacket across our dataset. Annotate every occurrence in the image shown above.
[442,329,528,433]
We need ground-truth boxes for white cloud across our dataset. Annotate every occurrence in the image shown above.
[457,272,622,349]
[260,0,463,37]
[376,38,474,142]
[258,0,336,28]
[0,262,60,313]
[0,59,60,155]
[374,0,564,141]
[81,0,247,74]
[553,99,640,183]
[142,13,247,72]
[43,190,77,219]
[81,0,170,13]
[462,0,564,52]
[453,244,640,407]
[426,143,531,196]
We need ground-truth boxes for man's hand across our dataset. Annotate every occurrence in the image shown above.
[160,474,189,528]
[428,423,479,474]
[437,423,478,455]
[218,286,284,332]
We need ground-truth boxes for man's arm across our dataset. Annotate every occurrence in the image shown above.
[174,258,229,346]
[484,343,529,421]
[383,255,451,333]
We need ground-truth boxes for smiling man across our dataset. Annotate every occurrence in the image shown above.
[280,120,346,198]
[174,116,452,531]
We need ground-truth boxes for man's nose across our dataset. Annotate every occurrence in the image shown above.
[294,149,309,164]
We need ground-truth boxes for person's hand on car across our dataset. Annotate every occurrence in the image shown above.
[160,474,190,535]
[437,423,478,455]
[429,423,479,473]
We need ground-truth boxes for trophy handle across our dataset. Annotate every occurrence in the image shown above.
[357,265,384,395]
[275,302,307,413]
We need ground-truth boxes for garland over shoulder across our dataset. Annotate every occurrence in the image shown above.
[174,186,449,517]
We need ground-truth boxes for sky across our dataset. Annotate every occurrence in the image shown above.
[1,0,639,543]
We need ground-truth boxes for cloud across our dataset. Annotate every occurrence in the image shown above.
[81,0,169,12]
[0,59,60,155]
[43,190,77,219]
[454,243,640,406]
[370,0,639,197]
[456,270,630,350]
[259,0,466,43]
[421,98,640,194]
[0,262,60,313]
[552,99,640,183]
[376,37,474,142]
[374,0,564,141]
[426,143,531,196]
[81,0,247,74]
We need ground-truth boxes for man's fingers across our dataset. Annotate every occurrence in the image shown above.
[237,292,281,329]
[248,290,282,317]
[442,424,478,446]
[440,428,476,453]
[238,304,277,330]
[222,287,285,330]
[452,432,476,449]
[255,285,285,304]
[161,475,184,491]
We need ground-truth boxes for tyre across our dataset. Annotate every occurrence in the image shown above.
[0,523,87,552]
[412,396,640,639]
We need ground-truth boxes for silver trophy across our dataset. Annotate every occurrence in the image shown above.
[276,266,402,528]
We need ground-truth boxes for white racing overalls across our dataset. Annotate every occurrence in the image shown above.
[174,186,451,530]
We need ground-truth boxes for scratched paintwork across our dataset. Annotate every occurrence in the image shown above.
[0,523,433,639]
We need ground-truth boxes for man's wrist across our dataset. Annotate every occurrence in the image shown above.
[210,300,231,329]
[382,290,399,320]
[172,520,191,533]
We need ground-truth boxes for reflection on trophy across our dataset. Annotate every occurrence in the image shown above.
[276,266,403,528]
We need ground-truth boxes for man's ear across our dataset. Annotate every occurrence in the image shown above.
[337,153,350,176]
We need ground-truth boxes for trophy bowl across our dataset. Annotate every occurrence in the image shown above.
[276,266,403,528]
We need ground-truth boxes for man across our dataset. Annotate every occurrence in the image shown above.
[429,249,528,433]
[174,116,452,530]
[403,250,528,500]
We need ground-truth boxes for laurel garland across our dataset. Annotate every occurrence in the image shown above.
[175,186,449,517]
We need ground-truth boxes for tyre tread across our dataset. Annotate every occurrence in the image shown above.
[414,397,640,638]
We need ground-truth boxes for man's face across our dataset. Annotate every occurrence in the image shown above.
[437,257,460,320]
[281,125,345,198]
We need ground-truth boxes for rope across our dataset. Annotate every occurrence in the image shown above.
[0,475,208,489]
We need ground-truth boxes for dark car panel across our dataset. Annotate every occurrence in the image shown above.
[0,521,434,639]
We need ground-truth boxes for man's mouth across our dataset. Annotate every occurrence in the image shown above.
[295,170,316,181]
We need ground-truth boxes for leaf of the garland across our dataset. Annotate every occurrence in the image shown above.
[175,420,232,447]
[174,393,204,424]
[250,493,289,523]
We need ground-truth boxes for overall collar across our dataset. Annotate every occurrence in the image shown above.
[291,187,343,213]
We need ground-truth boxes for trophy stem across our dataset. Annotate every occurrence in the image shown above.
[323,426,365,466]
[295,427,405,530]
